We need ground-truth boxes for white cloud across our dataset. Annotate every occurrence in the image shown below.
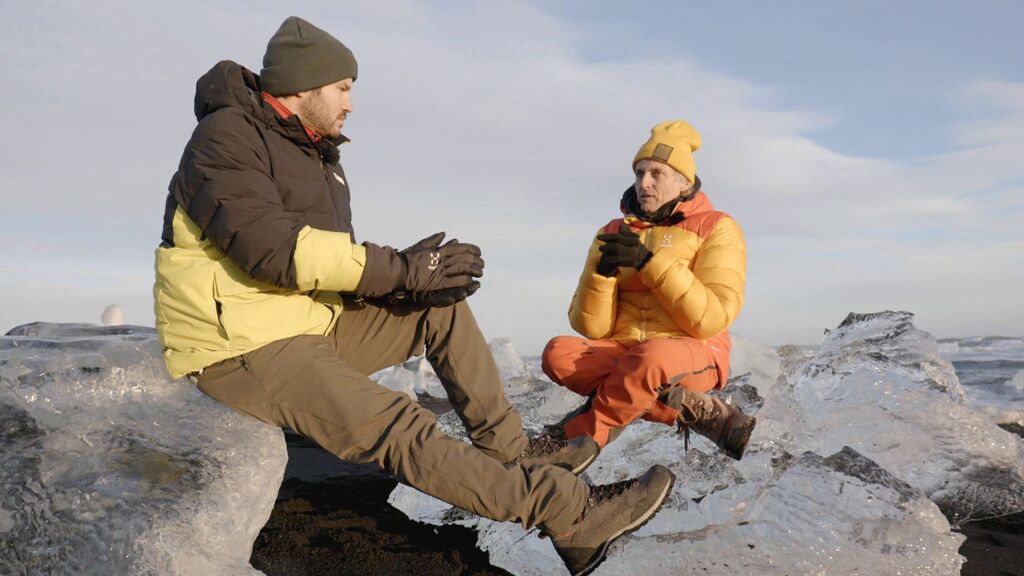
[1,1,1021,350]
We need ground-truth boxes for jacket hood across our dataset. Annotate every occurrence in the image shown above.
[193,60,268,123]
[192,60,348,156]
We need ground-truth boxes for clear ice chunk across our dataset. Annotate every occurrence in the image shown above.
[0,323,286,575]
[389,313,1024,575]
[767,311,1024,523]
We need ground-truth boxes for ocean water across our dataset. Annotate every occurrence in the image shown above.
[939,336,1024,424]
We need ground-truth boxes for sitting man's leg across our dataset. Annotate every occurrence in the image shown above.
[541,335,626,397]
[557,336,755,459]
[197,334,586,531]
[331,299,598,473]
[197,332,676,575]
[561,337,717,446]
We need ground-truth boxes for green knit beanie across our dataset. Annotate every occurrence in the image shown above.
[260,16,358,96]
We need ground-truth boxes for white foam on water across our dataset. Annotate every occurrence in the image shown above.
[1009,369,1024,393]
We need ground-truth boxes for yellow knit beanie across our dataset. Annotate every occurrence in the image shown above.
[632,120,702,183]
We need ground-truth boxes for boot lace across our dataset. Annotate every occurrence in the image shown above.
[539,477,638,540]
[522,432,567,458]
[675,397,715,452]
[675,395,730,452]
[675,403,704,452]
[588,477,638,507]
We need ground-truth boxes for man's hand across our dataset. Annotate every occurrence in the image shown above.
[596,224,652,277]
[412,280,481,307]
[402,231,447,254]
[388,232,483,307]
[399,234,484,299]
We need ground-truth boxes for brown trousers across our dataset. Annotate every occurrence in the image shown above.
[197,299,587,533]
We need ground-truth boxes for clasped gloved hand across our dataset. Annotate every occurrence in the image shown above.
[397,232,484,306]
[596,224,652,277]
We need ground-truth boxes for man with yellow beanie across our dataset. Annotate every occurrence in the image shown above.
[541,120,756,459]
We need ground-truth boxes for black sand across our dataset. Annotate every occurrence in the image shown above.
[251,398,511,576]
[249,457,511,576]
[957,423,1024,576]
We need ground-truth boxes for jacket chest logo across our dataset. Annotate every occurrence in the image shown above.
[660,233,673,247]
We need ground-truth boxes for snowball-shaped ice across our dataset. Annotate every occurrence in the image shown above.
[100,304,123,326]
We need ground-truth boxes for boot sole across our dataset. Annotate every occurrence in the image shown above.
[569,449,599,475]
[571,470,676,576]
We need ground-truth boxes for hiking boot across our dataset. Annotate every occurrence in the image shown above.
[660,387,756,460]
[546,465,676,576]
[515,431,600,475]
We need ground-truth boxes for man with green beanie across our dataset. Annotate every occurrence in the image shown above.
[154,16,674,576]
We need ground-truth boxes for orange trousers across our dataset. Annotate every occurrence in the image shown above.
[541,336,718,447]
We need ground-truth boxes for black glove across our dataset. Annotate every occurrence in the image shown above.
[402,233,482,306]
[412,280,481,307]
[595,224,652,277]
[402,231,446,254]
[399,233,484,296]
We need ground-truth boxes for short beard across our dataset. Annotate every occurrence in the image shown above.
[298,89,339,138]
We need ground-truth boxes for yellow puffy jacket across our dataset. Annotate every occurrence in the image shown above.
[568,190,746,386]
[154,207,356,379]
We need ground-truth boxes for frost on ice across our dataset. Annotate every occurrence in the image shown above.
[0,323,286,575]
[391,311,1024,576]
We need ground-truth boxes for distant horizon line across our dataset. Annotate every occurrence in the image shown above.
[3,319,1022,353]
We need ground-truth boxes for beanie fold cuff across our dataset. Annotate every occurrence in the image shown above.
[261,60,356,96]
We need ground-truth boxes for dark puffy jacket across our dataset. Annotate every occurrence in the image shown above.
[154,61,394,378]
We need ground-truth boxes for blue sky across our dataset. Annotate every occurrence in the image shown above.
[545,1,1023,159]
[1,1,1022,353]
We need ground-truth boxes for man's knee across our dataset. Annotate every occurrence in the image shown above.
[541,336,581,383]
[423,299,480,340]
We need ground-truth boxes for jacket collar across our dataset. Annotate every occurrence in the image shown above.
[619,177,712,227]
[261,93,349,153]
[262,92,323,142]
